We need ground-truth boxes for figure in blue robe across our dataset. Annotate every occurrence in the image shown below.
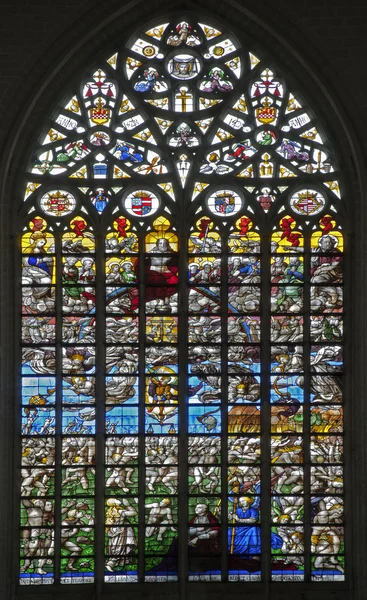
[134,70,158,93]
[115,144,143,163]
[228,493,282,555]
[27,255,51,275]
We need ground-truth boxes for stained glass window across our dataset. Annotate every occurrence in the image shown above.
[19,16,345,586]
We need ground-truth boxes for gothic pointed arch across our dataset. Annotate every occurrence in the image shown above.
[18,13,345,587]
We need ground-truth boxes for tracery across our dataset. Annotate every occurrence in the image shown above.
[19,16,345,585]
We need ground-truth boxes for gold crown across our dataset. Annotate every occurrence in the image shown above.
[133,190,152,198]
[298,191,317,200]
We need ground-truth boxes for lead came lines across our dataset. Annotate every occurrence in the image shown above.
[18,14,345,586]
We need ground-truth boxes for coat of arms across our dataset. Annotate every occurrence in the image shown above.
[290,191,325,216]
[215,192,235,214]
[40,190,75,216]
[131,192,153,216]
[256,97,277,125]
[89,97,111,126]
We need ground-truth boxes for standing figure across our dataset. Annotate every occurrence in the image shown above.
[21,499,54,575]
[105,498,137,572]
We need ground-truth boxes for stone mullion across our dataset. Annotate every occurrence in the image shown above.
[303,229,311,582]
[15,232,23,587]
[261,231,271,589]
[94,230,105,590]
[221,229,229,581]
[54,228,62,584]
[138,228,145,583]
[178,222,188,589]
[344,229,351,585]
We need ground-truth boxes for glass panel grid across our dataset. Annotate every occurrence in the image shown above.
[19,15,345,586]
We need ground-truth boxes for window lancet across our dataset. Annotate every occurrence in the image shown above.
[19,16,345,586]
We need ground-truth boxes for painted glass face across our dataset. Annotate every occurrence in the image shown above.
[20,15,344,586]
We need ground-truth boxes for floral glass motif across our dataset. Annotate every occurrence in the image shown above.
[20,15,344,586]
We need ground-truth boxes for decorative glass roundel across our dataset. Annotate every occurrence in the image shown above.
[167,54,201,79]
[207,189,243,216]
[290,189,326,216]
[39,190,76,216]
[123,189,160,217]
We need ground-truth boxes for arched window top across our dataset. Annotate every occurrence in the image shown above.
[19,15,345,587]
[22,16,342,223]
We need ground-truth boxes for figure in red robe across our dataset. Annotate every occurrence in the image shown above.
[144,238,178,312]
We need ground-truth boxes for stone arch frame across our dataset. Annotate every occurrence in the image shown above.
[0,2,365,599]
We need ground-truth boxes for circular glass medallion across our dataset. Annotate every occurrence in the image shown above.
[124,190,160,217]
[143,45,156,57]
[40,190,76,216]
[167,54,201,79]
[290,189,326,216]
[207,189,243,216]
[212,45,224,56]
[256,129,277,145]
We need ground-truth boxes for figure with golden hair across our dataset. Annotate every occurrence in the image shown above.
[229,494,283,555]
[145,498,176,542]
[105,498,137,572]
[22,231,53,285]
[312,526,344,574]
